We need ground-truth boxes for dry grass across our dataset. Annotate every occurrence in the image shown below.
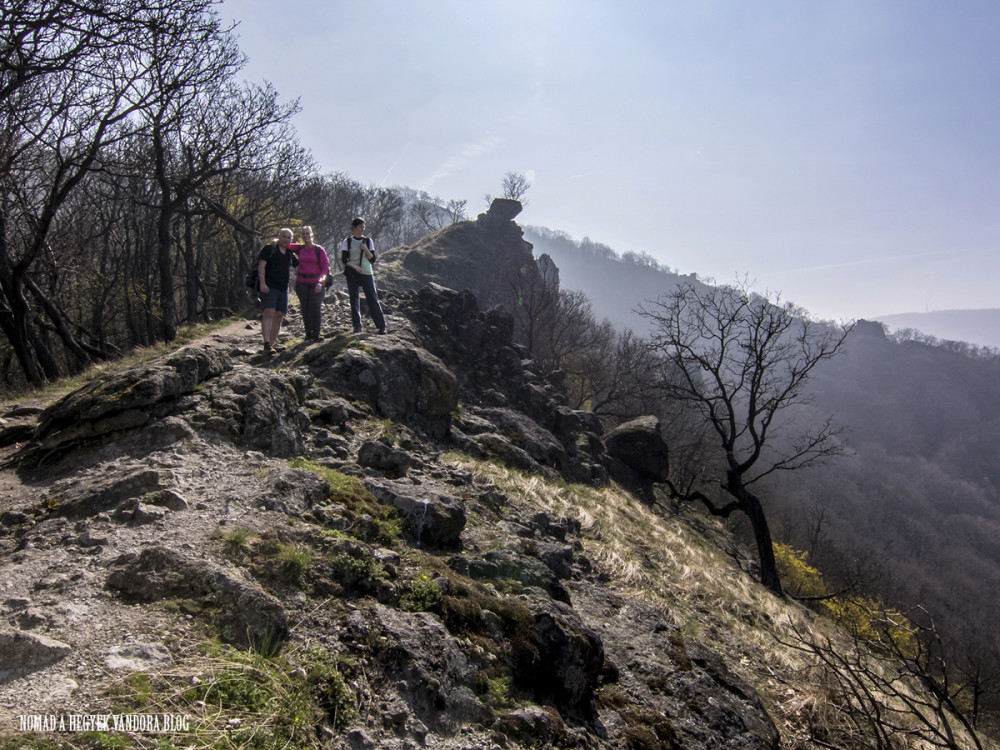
[445,453,990,750]
[0,317,239,406]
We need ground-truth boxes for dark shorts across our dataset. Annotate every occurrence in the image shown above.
[261,287,288,313]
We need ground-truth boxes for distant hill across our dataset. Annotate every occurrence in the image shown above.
[875,309,1000,349]
[523,224,1000,652]
[523,226,700,334]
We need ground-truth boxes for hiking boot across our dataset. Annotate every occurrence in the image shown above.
[263,342,273,354]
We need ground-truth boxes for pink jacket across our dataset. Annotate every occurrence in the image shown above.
[290,243,330,284]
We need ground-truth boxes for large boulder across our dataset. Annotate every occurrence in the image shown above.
[516,591,605,710]
[603,416,670,482]
[477,198,523,224]
[476,407,568,474]
[374,605,488,730]
[572,586,780,749]
[448,549,570,604]
[367,480,466,549]
[182,364,305,456]
[308,339,457,439]
[107,546,288,651]
[33,349,230,453]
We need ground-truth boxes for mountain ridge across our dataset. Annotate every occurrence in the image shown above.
[874,308,1000,349]
[0,206,990,748]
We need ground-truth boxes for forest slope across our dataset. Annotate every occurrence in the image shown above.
[524,225,1000,666]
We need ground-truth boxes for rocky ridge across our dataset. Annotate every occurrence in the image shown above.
[0,205,786,748]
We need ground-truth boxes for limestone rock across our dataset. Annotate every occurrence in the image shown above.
[104,642,173,671]
[477,408,568,474]
[260,467,330,516]
[479,198,523,224]
[367,480,466,549]
[518,592,605,710]
[106,546,288,650]
[48,469,166,519]
[603,415,670,481]
[494,706,565,747]
[34,348,230,452]
[0,629,72,677]
[310,340,457,440]
[449,550,570,604]
[374,605,488,730]
[358,439,411,478]
[188,365,304,456]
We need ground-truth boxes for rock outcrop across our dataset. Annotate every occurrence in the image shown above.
[0,217,784,749]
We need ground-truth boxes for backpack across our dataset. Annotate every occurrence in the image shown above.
[244,265,259,293]
[245,244,274,292]
[315,245,333,288]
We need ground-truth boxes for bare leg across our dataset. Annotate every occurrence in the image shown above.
[269,312,284,345]
[261,308,276,344]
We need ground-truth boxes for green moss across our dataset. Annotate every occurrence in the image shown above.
[288,458,371,504]
[290,457,405,546]
[327,550,387,587]
[400,576,443,613]
[275,542,314,585]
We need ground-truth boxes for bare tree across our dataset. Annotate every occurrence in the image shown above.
[0,0,271,381]
[501,171,530,203]
[781,606,988,749]
[638,279,853,595]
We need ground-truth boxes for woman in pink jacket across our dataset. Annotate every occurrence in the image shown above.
[290,225,330,340]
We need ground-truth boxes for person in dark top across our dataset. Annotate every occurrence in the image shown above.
[257,227,298,353]
[339,217,386,334]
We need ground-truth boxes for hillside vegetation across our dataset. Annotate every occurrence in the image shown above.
[524,224,1000,733]
[1,210,994,749]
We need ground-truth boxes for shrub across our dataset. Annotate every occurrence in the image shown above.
[400,576,443,613]
[276,542,314,585]
[773,542,827,598]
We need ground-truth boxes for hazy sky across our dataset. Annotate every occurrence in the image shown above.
[219,0,999,321]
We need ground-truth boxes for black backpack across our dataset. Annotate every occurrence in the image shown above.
[315,245,333,288]
[245,244,274,292]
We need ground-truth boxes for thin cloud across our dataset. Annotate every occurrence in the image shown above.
[567,170,605,180]
[781,249,955,275]
[379,159,399,187]
[422,136,501,189]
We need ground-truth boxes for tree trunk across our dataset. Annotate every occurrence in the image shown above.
[183,211,200,323]
[742,488,784,597]
[24,274,93,372]
[0,272,46,385]
[157,208,177,341]
[725,471,784,597]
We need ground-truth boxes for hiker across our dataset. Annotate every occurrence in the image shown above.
[257,227,299,354]
[340,217,386,334]
[291,225,330,341]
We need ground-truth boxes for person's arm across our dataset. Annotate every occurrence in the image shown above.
[258,257,269,294]
[340,240,352,271]
[363,237,376,262]
[315,247,329,292]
